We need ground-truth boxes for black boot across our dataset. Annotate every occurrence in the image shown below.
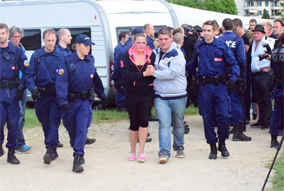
[73,154,84,173]
[184,122,190,134]
[85,137,96,145]
[232,123,252,141]
[80,156,85,164]
[0,144,4,157]
[218,139,229,157]
[137,137,152,143]
[43,148,54,164]
[209,143,217,159]
[7,148,20,165]
[52,150,59,161]
[271,135,279,148]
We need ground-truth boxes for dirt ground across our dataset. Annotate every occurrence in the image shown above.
[0,115,282,191]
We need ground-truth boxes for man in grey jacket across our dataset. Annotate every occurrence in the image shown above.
[149,27,187,164]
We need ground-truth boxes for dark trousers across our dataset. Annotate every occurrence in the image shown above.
[0,88,20,149]
[35,95,61,150]
[198,83,230,144]
[62,99,92,156]
[252,71,273,125]
[270,86,284,136]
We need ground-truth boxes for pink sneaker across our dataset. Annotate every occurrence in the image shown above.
[128,153,136,161]
[138,153,146,162]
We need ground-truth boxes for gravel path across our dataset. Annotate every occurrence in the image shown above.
[0,115,281,191]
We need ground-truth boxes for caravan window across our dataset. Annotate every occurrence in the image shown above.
[116,25,167,42]
[54,28,91,53]
[21,29,41,50]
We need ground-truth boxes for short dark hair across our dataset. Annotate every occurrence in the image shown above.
[274,19,284,26]
[173,27,184,36]
[118,31,128,41]
[222,18,234,30]
[249,19,257,24]
[158,27,172,37]
[43,28,56,39]
[0,23,9,33]
[233,18,243,28]
[203,20,218,31]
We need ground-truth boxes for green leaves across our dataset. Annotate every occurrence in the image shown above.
[169,0,238,15]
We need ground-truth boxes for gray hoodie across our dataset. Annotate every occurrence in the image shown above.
[153,42,187,98]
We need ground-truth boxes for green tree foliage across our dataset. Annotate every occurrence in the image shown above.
[262,9,270,19]
[169,0,238,15]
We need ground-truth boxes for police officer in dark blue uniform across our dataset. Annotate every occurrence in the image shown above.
[0,23,27,164]
[187,20,239,160]
[56,34,106,173]
[218,18,252,141]
[26,29,64,165]
[112,31,129,112]
[267,33,284,148]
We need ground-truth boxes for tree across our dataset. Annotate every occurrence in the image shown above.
[262,9,270,19]
[169,0,238,15]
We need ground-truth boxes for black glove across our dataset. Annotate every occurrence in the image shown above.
[60,104,69,113]
[101,97,107,104]
[227,80,236,93]
[31,88,40,100]
[114,82,121,91]
[236,78,247,96]
[15,88,25,101]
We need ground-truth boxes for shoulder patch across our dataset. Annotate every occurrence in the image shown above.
[120,60,124,67]
[24,60,29,67]
[59,69,64,75]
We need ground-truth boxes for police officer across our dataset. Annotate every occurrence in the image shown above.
[56,34,106,173]
[187,20,239,160]
[218,18,251,141]
[56,28,97,146]
[267,33,284,148]
[26,29,64,165]
[0,23,27,164]
[112,31,129,112]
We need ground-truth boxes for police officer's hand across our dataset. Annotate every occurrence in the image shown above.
[31,88,40,100]
[114,82,121,91]
[15,88,25,101]
[60,104,69,113]
[227,80,236,93]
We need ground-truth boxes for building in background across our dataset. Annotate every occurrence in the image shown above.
[243,0,283,19]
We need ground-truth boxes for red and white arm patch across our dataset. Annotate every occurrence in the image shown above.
[120,60,124,67]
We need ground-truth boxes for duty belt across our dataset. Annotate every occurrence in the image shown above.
[0,81,19,89]
[37,85,56,96]
[198,74,228,86]
[67,91,90,102]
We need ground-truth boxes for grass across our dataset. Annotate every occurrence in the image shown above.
[24,105,199,127]
[270,149,284,191]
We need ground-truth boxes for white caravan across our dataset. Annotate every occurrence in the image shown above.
[0,0,178,101]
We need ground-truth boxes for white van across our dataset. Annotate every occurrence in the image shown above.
[0,0,178,102]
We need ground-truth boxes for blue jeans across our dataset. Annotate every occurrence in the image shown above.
[154,96,186,158]
[17,89,27,148]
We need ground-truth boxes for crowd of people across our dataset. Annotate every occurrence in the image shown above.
[0,17,283,172]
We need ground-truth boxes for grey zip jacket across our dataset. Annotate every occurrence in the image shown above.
[153,42,187,98]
